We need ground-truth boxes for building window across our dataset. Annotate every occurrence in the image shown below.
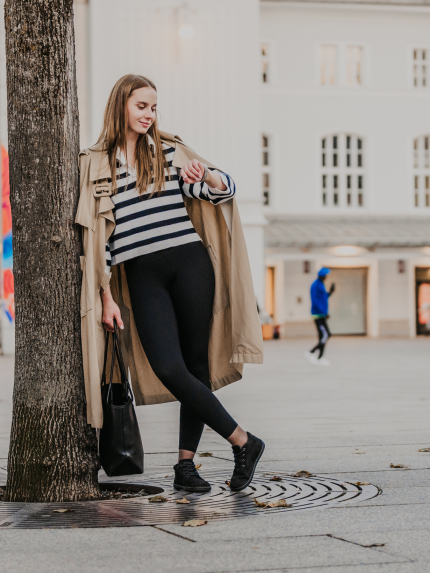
[261,43,270,84]
[321,134,365,208]
[413,136,430,207]
[413,49,428,88]
[262,134,271,206]
[320,45,337,86]
[319,44,365,87]
[346,46,363,86]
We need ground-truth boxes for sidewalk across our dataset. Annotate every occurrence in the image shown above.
[1,337,430,573]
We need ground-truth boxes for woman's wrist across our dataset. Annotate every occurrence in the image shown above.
[101,286,113,303]
[204,170,227,191]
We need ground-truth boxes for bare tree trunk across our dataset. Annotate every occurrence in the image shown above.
[4,0,100,502]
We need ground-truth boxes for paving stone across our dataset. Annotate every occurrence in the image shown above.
[0,529,404,573]
[1,339,430,573]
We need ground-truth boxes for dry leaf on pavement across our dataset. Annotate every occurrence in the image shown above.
[182,519,207,527]
[355,481,370,486]
[199,453,213,457]
[53,509,73,513]
[390,463,409,469]
[148,495,168,503]
[353,452,365,455]
[225,480,231,487]
[195,464,202,469]
[269,476,283,482]
[176,498,190,504]
[254,498,292,509]
[418,448,430,452]
[293,470,314,477]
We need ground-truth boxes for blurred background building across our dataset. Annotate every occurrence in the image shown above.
[1,0,430,352]
[260,0,430,338]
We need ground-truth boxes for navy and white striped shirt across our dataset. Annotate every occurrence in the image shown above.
[105,142,235,271]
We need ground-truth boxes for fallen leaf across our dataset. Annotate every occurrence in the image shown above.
[148,495,168,503]
[390,463,409,469]
[225,480,231,487]
[269,476,283,482]
[418,448,430,452]
[355,481,370,486]
[353,452,365,455]
[293,470,314,478]
[254,498,292,509]
[52,509,73,513]
[164,475,170,478]
[176,497,190,504]
[182,519,207,527]
[195,464,202,470]
[199,453,213,458]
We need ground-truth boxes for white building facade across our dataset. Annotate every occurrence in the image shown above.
[260,0,430,337]
[2,0,430,352]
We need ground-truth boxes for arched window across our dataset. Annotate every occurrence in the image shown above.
[413,136,430,207]
[321,134,365,208]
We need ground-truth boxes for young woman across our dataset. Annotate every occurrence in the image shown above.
[76,74,264,493]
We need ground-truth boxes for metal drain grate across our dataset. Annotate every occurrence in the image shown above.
[0,470,380,529]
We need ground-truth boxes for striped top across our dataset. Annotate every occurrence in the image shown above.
[105,141,235,271]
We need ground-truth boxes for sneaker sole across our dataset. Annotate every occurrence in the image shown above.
[174,483,211,493]
[230,440,266,492]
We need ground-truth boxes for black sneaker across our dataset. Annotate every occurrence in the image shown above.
[173,459,211,492]
[230,432,265,492]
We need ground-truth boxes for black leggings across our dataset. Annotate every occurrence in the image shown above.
[124,241,238,452]
[310,317,331,359]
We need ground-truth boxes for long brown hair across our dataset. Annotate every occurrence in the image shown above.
[97,74,167,196]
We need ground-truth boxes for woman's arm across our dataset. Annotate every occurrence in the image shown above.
[179,160,236,205]
[101,285,124,333]
[101,240,124,332]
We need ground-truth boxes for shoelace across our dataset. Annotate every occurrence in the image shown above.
[180,463,200,478]
[234,447,246,469]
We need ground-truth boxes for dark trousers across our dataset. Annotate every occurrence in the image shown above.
[310,317,331,359]
[124,241,238,452]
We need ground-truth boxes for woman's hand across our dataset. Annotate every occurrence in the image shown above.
[101,287,124,332]
[181,159,204,184]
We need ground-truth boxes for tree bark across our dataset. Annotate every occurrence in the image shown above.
[4,0,100,502]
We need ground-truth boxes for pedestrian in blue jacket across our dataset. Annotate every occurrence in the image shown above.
[305,267,335,366]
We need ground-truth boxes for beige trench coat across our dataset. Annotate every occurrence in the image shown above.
[76,131,263,428]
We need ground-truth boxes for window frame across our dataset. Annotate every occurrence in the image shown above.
[318,132,367,211]
[412,134,430,210]
[316,42,368,88]
[261,40,275,85]
[262,133,272,208]
[410,47,429,89]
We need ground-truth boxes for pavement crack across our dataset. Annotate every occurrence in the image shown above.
[327,533,386,549]
[326,534,415,562]
[150,525,196,542]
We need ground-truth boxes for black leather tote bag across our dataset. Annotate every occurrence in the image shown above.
[99,320,144,477]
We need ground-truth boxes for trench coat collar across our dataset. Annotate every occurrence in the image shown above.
[87,131,201,182]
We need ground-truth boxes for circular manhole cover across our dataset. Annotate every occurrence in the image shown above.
[0,470,380,529]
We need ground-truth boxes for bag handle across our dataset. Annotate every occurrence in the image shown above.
[101,319,133,404]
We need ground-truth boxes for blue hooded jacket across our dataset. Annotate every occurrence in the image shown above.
[310,278,330,316]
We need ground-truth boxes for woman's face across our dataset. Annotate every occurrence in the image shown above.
[127,87,157,135]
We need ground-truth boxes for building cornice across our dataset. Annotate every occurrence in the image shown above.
[265,215,430,249]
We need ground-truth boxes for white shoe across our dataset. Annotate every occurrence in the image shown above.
[304,351,317,363]
[315,357,330,366]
